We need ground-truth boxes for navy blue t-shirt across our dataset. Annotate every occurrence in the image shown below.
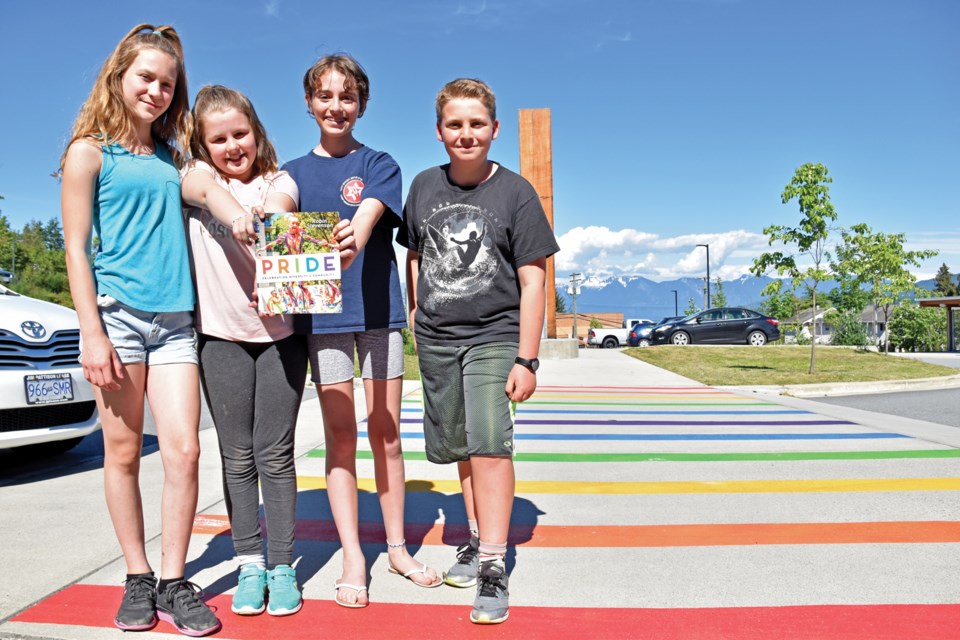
[282,146,406,333]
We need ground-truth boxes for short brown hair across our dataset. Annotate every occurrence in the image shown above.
[302,54,369,117]
[435,78,496,125]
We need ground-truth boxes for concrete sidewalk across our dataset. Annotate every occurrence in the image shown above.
[3,348,960,639]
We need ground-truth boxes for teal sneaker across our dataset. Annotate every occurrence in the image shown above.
[266,565,302,616]
[231,565,266,615]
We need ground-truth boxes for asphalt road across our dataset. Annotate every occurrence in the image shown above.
[810,388,960,430]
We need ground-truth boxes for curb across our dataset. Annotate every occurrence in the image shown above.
[721,373,960,398]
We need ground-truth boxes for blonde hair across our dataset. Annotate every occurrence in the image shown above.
[61,24,190,168]
[436,78,496,125]
[189,85,278,178]
[302,54,369,117]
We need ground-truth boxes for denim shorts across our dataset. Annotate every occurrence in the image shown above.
[306,327,404,384]
[86,294,198,365]
[417,341,517,464]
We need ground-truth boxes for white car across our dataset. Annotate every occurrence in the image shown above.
[0,284,99,453]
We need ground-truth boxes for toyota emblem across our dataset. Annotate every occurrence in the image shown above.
[21,320,47,339]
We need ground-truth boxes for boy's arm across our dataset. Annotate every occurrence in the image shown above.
[264,192,297,213]
[61,141,123,391]
[341,197,387,271]
[181,168,255,243]
[505,257,547,402]
[405,249,420,351]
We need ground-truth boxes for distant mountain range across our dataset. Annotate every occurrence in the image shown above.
[560,274,942,322]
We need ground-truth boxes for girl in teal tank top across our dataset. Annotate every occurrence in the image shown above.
[59,24,220,637]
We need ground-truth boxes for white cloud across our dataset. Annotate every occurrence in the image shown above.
[264,1,280,17]
[554,226,767,280]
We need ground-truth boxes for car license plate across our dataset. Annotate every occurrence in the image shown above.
[24,373,75,405]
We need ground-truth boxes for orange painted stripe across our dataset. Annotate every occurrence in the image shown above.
[193,515,960,547]
[13,584,960,640]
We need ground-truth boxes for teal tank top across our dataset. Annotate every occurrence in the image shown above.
[92,143,194,312]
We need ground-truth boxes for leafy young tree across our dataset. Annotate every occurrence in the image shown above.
[831,223,937,352]
[826,281,872,314]
[751,163,837,373]
[712,277,727,307]
[933,263,959,297]
[683,297,699,316]
[825,309,868,347]
[589,316,603,329]
[759,283,800,344]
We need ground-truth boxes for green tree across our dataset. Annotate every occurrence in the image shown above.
[751,163,837,373]
[933,263,959,297]
[554,285,568,313]
[712,277,727,307]
[683,297,698,316]
[826,281,871,314]
[10,218,71,305]
[888,303,947,352]
[831,224,937,352]
[589,316,602,329]
[759,284,800,343]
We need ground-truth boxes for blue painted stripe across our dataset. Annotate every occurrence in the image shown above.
[358,431,908,441]
[397,418,853,426]
[400,408,810,416]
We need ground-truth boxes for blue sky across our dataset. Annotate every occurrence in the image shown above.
[1,0,957,283]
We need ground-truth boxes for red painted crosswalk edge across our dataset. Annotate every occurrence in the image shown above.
[13,585,960,640]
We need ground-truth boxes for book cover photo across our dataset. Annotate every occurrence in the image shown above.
[254,212,342,314]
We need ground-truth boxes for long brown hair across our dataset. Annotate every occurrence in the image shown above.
[61,24,190,168]
[189,85,278,179]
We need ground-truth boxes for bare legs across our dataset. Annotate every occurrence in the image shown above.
[320,375,436,606]
[98,362,201,579]
[458,457,514,548]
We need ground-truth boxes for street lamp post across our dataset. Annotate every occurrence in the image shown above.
[697,243,711,309]
[670,289,678,316]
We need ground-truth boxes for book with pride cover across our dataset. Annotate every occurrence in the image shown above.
[254,212,342,314]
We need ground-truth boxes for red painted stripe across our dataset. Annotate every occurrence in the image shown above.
[193,515,960,547]
[13,584,960,640]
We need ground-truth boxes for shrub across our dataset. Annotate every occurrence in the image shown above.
[826,309,869,347]
[888,304,947,352]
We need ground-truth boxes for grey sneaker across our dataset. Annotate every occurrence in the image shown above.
[114,572,157,631]
[156,580,222,637]
[470,558,509,624]
[443,537,479,588]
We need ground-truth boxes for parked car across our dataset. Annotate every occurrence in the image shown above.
[629,316,683,347]
[649,307,780,346]
[587,318,654,349]
[0,284,100,454]
[0,269,11,283]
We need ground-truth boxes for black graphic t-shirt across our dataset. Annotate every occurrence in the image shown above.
[398,163,560,345]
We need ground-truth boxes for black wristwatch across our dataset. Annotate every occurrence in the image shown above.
[515,356,539,373]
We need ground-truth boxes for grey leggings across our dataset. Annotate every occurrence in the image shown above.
[198,334,307,567]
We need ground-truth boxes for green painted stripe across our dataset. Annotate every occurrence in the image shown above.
[306,449,960,462]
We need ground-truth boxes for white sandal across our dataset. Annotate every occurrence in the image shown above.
[334,581,368,608]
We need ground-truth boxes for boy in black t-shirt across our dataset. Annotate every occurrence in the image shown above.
[398,78,559,625]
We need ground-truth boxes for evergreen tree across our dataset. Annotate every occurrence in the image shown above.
[934,263,959,297]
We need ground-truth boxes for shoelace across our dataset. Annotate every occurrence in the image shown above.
[124,576,156,604]
[170,581,206,613]
[455,542,479,565]
[477,568,506,598]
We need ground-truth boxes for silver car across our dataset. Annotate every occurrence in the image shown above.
[0,284,99,454]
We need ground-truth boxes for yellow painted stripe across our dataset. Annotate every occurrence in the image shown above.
[295,476,960,495]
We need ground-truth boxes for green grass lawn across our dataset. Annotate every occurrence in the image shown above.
[624,345,957,387]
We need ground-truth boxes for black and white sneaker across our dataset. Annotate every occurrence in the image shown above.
[114,572,158,631]
[470,558,509,625]
[156,580,222,637]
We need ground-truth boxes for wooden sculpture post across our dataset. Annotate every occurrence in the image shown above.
[518,108,557,339]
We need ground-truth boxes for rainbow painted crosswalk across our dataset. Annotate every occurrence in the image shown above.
[13,384,960,639]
